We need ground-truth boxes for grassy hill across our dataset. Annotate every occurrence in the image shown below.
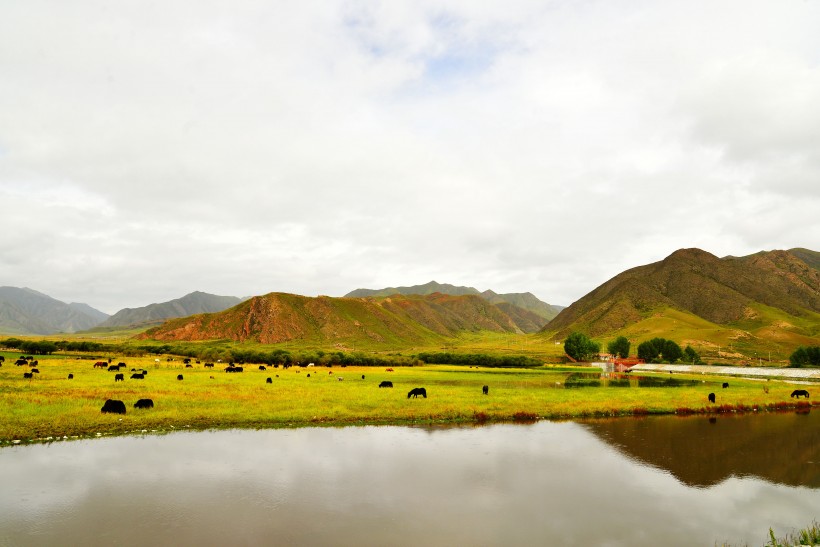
[139,292,528,348]
[541,248,820,361]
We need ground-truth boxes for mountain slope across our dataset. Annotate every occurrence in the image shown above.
[140,292,524,345]
[0,287,107,334]
[480,290,564,321]
[345,281,562,330]
[98,291,244,328]
[543,248,820,342]
[346,281,480,298]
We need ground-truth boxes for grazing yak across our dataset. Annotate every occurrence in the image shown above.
[68,374,74,379]
[722,382,729,389]
[408,387,427,399]
[107,365,119,371]
[204,363,214,368]
[177,374,184,381]
[225,366,243,373]
[259,365,267,371]
[114,373,124,382]
[379,381,393,388]
[31,368,39,374]
[134,399,154,409]
[266,377,272,384]
[130,373,145,380]
[708,393,716,403]
[23,372,33,379]
[791,390,810,399]
[185,364,193,368]
[101,399,126,414]
[482,385,489,395]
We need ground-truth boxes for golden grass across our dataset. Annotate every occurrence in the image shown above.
[1,352,816,443]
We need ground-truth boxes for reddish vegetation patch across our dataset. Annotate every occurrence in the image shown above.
[512,411,538,422]
[473,412,489,423]
[675,407,697,415]
[631,407,649,416]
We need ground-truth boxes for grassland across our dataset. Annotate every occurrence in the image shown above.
[1,349,816,445]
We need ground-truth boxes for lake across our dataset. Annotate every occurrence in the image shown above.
[1,411,818,546]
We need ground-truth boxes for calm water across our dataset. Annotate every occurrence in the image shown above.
[1,412,818,546]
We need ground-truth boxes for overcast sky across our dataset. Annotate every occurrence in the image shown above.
[1,1,819,314]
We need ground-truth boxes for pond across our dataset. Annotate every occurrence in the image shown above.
[1,411,818,546]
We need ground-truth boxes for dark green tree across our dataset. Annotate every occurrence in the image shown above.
[662,340,683,363]
[637,338,663,361]
[790,346,820,367]
[683,345,701,364]
[607,336,630,358]
[564,332,601,362]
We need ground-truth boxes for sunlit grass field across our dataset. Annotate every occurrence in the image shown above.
[1,350,815,444]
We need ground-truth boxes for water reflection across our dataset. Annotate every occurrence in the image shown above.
[581,410,820,488]
[0,415,818,546]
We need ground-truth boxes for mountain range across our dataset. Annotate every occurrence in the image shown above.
[95,291,245,329]
[0,287,109,335]
[3,248,818,356]
[0,289,245,335]
[346,281,564,322]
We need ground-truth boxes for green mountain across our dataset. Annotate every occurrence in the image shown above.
[345,281,562,331]
[0,286,109,334]
[97,291,244,329]
[541,248,820,357]
[140,292,526,346]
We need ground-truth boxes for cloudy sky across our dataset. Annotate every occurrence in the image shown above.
[1,1,819,314]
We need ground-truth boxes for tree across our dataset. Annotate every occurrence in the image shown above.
[683,345,701,364]
[564,332,601,362]
[637,338,663,362]
[662,340,682,363]
[790,346,820,367]
[607,336,630,359]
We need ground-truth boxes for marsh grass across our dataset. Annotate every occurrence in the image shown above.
[1,351,817,443]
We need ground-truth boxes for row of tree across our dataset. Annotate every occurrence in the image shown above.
[790,346,820,367]
[563,333,701,364]
[416,352,541,368]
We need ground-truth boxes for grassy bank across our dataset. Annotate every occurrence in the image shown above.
[1,351,816,444]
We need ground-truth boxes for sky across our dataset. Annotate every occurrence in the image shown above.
[1,1,819,314]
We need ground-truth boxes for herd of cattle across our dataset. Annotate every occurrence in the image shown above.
[3,355,436,415]
[3,354,812,415]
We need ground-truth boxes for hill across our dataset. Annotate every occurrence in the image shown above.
[345,281,563,329]
[541,248,820,359]
[97,291,244,329]
[139,292,526,346]
[0,287,109,334]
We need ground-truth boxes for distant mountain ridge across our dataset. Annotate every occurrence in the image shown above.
[97,291,244,329]
[140,292,529,345]
[542,248,820,344]
[0,286,109,334]
[345,281,564,326]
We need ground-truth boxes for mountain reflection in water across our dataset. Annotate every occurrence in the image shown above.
[581,410,820,488]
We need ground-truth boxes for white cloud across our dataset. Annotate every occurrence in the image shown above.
[1,0,818,313]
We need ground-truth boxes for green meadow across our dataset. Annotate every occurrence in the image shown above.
[1,349,815,444]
